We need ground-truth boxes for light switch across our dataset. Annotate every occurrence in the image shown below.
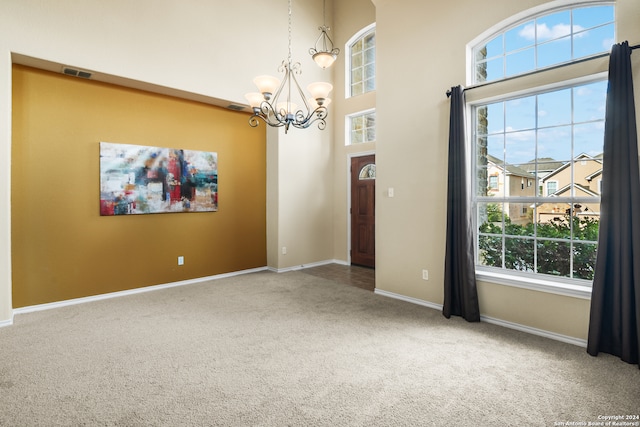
[388,188,394,197]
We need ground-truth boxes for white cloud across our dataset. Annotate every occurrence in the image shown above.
[575,87,592,97]
[519,23,584,41]
[519,23,537,40]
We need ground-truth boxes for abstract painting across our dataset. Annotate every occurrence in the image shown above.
[100,142,218,215]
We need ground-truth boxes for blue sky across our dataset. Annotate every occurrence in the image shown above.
[482,80,606,165]
[480,5,614,80]
[477,5,613,166]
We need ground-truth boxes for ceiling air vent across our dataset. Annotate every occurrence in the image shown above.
[227,104,246,111]
[62,67,92,79]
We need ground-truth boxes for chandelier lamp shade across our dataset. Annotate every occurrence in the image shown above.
[245,0,333,133]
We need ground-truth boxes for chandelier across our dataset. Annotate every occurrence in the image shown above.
[309,0,340,69]
[245,0,333,133]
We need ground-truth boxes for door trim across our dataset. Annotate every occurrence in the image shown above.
[346,150,376,265]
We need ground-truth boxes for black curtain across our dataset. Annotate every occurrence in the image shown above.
[587,41,640,367]
[443,86,480,322]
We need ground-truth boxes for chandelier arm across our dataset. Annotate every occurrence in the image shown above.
[323,30,340,55]
[310,29,330,55]
[288,62,313,114]
[322,27,330,51]
[249,101,288,128]
[272,61,289,102]
[291,106,328,130]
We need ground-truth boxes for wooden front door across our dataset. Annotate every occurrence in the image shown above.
[351,155,375,268]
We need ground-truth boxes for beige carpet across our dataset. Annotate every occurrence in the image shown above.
[1,271,638,426]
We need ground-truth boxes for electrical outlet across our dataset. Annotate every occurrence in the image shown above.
[178,256,184,266]
[422,269,429,280]
[282,247,287,255]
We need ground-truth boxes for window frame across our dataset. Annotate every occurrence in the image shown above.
[469,73,607,299]
[488,175,499,190]
[346,108,376,146]
[466,2,615,299]
[466,72,608,299]
[470,1,615,85]
[345,23,376,99]
[546,180,559,196]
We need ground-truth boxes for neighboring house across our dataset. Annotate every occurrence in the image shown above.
[518,157,565,194]
[538,153,602,223]
[486,154,536,225]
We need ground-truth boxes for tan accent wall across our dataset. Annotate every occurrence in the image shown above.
[11,65,266,308]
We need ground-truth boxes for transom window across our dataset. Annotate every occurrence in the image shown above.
[470,3,614,286]
[473,3,614,83]
[349,25,376,97]
[359,164,376,180]
[348,110,376,145]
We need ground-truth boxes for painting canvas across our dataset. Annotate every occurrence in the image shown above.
[100,142,218,215]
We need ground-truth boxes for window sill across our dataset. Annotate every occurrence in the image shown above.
[476,269,592,300]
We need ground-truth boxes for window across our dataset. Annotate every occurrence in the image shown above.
[348,110,376,145]
[488,175,499,190]
[474,79,606,283]
[359,164,376,180]
[471,3,613,286]
[473,4,614,83]
[348,25,376,97]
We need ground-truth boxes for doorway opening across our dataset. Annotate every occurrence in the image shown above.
[350,154,375,268]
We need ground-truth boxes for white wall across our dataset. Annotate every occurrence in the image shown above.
[0,0,335,323]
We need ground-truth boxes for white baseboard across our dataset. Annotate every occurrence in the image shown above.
[12,266,269,317]
[479,315,587,347]
[0,318,13,328]
[374,288,587,348]
[375,288,443,311]
[269,259,349,273]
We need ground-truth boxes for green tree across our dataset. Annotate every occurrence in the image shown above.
[478,212,599,280]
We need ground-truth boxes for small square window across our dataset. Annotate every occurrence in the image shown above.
[489,175,498,190]
[347,110,376,145]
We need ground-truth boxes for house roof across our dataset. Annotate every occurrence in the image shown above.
[542,153,602,182]
[585,169,603,181]
[552,182,600,197]
[518,157,565,173]
[486,154,535,178]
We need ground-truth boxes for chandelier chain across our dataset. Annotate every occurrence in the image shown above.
[288,0,292,64]
[323,0,326,26]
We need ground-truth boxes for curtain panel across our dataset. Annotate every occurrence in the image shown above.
[587,41,640,368]
[443,85,480,322]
